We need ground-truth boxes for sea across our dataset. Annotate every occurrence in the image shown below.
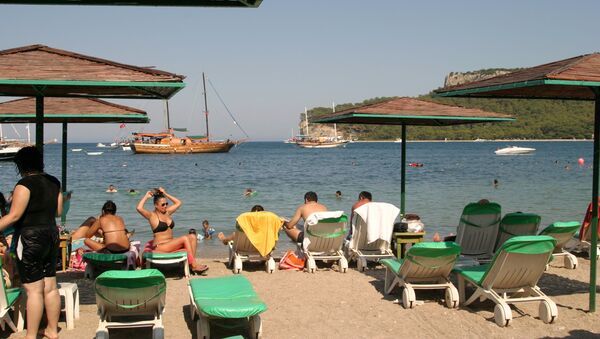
[0,141,593,258]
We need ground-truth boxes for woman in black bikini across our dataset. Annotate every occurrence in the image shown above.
[136,187,208,274]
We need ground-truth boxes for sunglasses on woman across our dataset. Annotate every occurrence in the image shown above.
[160,202,169,207]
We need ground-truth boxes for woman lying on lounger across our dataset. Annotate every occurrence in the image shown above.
[136,187,208,274]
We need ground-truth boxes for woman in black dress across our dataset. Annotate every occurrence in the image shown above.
[0,146,62,339]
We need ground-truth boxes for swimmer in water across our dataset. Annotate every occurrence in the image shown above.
[493,179,499,188]
[244,188,255,197]
[335,190,342,199]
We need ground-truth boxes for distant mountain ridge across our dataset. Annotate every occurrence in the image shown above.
[300,69,593,141]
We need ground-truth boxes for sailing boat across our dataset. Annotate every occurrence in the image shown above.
[0,124,32,161]
[131,73,236,154]
[296,104,348,149]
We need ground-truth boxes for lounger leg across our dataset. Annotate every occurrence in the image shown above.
[463,287,483,307]
[184,258,190,278]
[4,313,17,333]
[196,315,210,339]
[249,315,262,339]
[457,275,466,304]
[96,321,109,339]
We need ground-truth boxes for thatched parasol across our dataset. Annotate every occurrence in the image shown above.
[314,97,513,215]
[434,53,600,312]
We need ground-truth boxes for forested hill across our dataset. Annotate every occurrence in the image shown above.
[305,87,594,141]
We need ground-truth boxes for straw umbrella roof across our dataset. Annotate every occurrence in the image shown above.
[0,0,261,6]
[0,97,148,123]
[434,53,600,100]
[0,44,185,99]
[432,53,600,313]
[314,97,514,125]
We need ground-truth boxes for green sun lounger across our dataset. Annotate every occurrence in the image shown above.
[143,251,190,278]
[301,212,349,273]
[0,262,23,333]
[380,242,461,309]
[494,212,541,251]
[188,275,267,339]
[94,269,166,339]
[539,221,581,269]
[83,252,134,279]
[455,201,501,261]
[453,235,557,327]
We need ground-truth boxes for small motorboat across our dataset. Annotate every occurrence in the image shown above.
[87,151,103,156]
[71,148,83,152]
[122,146,131,151]
[96,143,107,148]
[494,146,536,155]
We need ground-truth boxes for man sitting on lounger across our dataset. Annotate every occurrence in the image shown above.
[84,200,131,253]
[282,191,328,243]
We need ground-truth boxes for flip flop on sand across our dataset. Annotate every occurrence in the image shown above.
[191,265,209,275]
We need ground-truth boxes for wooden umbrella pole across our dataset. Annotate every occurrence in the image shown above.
[591,91,600,313]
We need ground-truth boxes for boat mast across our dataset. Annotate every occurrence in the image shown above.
[202,72,210,141]
[26,124,31,143]
[304,107,310,137]
[332,101,337,139]
[164,100,171,131]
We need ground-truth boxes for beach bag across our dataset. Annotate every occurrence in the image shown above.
[403,214,424,233]
[279,250,305,270]
[69,248,87,271]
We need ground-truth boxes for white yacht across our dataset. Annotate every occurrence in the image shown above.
[494,146,536,155]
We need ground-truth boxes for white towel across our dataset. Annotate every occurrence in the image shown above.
[355,202,400,244]
[305,210,344,226]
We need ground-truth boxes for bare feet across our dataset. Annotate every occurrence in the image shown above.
[191,264,209,275]
[37,328,59,339]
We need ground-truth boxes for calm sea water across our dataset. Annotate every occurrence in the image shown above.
[0,141,592,258]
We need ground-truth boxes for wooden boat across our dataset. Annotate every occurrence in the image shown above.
[295,106,348,149]
[132,73,237,155]
[131,132,234,154]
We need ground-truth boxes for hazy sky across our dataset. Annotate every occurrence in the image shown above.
[0,1,598,142]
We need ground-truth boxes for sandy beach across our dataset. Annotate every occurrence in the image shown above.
[1,254,598,339]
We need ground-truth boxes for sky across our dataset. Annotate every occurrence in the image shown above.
[0,1,599,142]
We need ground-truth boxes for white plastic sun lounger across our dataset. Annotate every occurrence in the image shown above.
[454,235,558,327]
[301,211,349,273]
[381,241,461,309]
[347,202,399,271]
[455,201,501,261]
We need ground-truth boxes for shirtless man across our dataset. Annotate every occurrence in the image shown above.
[351,191,372,221]
[282,191,327,243]
[84,200,130,253]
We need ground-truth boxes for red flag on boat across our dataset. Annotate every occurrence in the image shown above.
[119,123,126,129]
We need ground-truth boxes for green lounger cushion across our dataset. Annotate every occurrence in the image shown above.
[96,269,166,288]
[190,275,267,319]
[453,264,490,284]
[454,235,556,284]
[539,221,580,235]
[143,251,187,260]
[501,213,541,225]
[6,288,21,307]
[380,258,404,274]
[83,252,127,263]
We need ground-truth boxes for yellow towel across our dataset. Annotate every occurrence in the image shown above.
[236,211,282,257]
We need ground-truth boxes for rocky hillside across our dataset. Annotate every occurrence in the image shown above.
[444,68,516,87]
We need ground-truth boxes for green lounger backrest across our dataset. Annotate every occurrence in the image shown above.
[460,201,501,227]
[398,242,461,281]
[480,235,556,286]
[540,221,580,235]
[539,221,580,249]
[495,212,541,251]
[83,252,128,263]
[306,214,348,238]
[95,269,166,309]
